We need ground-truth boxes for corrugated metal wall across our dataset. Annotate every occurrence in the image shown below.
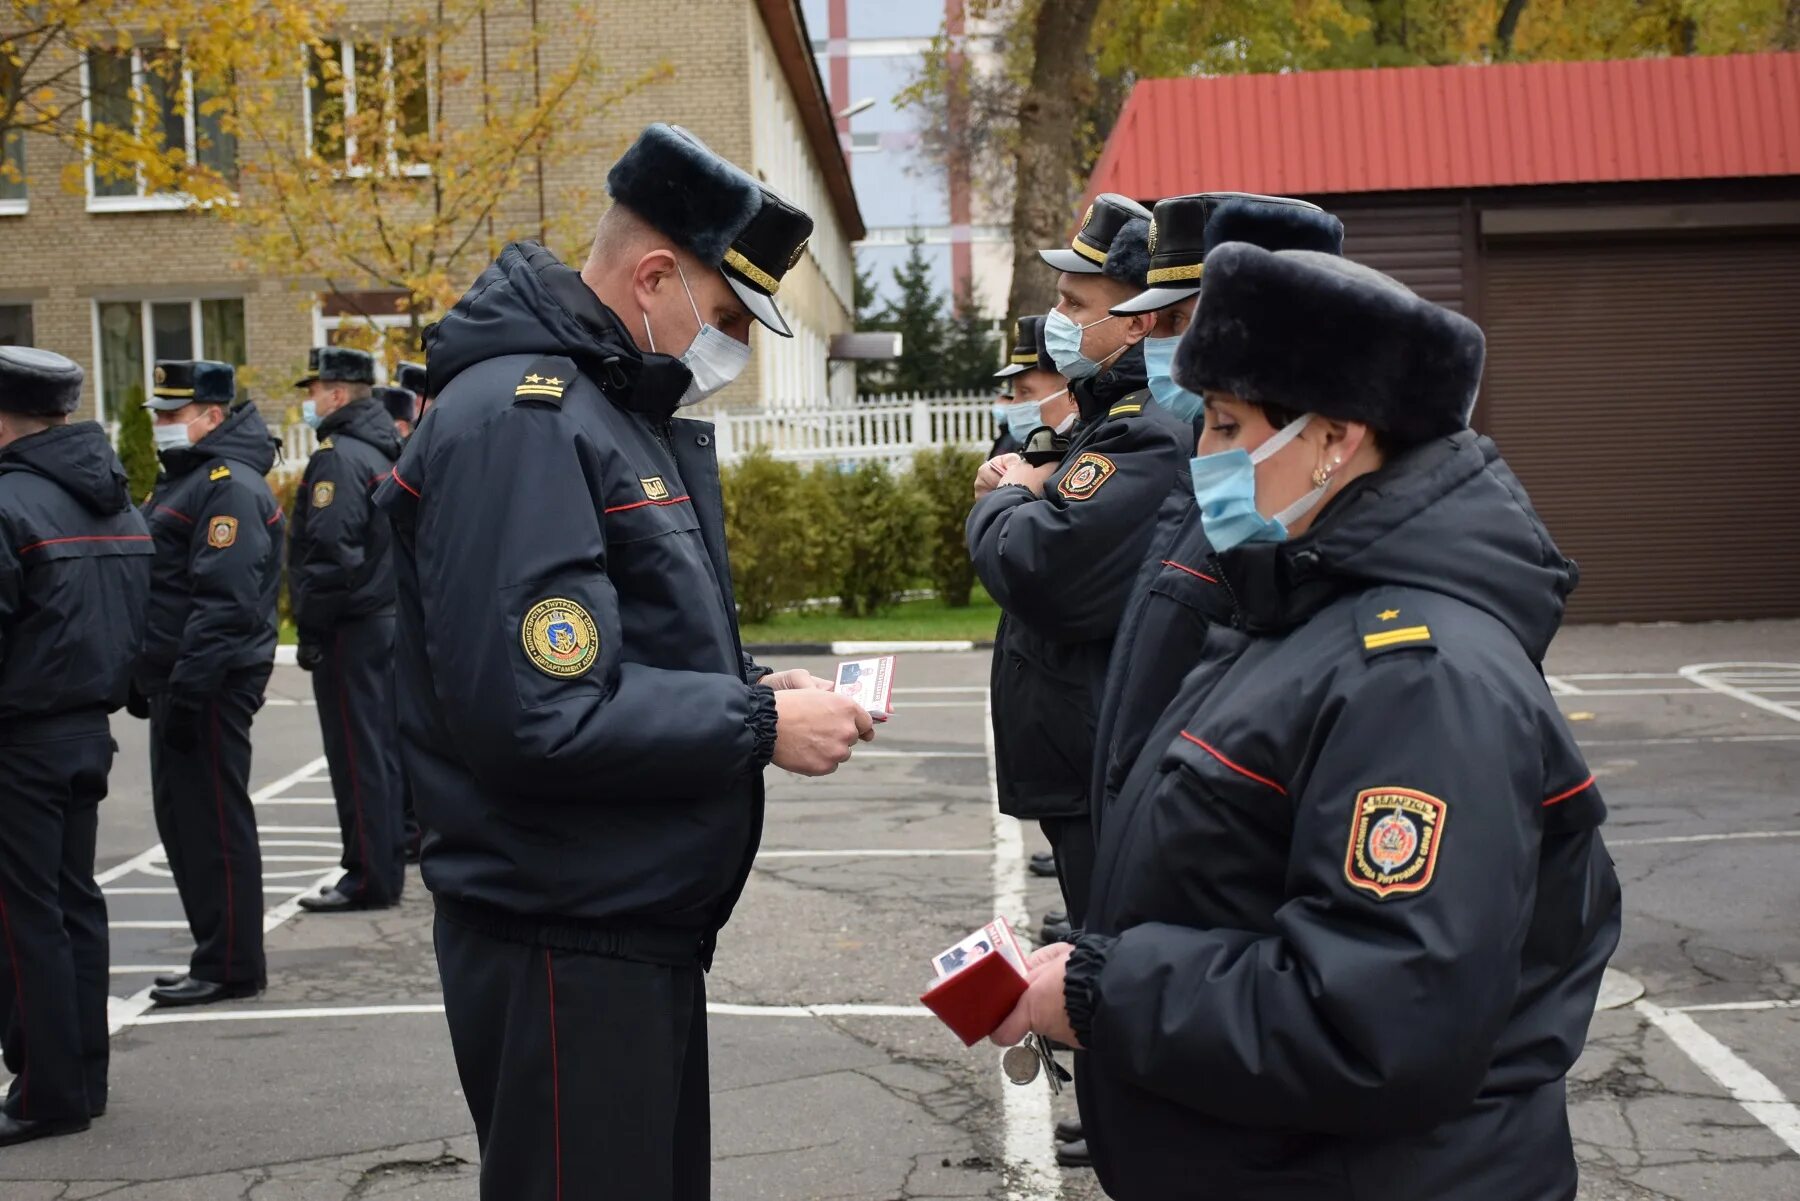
[1481,234,1800,622]
[1334,203,1470,311]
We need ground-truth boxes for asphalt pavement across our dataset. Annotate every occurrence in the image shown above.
[1,620,1796,1199]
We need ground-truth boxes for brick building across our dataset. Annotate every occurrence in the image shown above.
[0,0,863,427]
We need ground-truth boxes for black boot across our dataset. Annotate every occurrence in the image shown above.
[1029,851,1058,878]
[1055,1138,1092,1168]
[149,977,260,1008]
[0,1112,90,1147]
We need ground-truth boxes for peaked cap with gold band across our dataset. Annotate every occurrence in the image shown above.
[1039,192,1152,279]
[605,123,814,338]
[1112,192,1343,315]
[993,314,1053,380]
[145,359,236,411]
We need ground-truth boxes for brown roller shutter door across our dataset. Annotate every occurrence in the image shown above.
[1481,234,1800,623]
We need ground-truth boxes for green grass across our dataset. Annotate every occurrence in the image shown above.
[739,585,1000,645]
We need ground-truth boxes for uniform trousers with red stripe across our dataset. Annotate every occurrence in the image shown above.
[150,667,268,987]
[311,614,404,905]
[0,722,112,1121]
[434,912,711,1201]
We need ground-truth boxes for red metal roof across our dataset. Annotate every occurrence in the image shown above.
[1087,53,1800,200]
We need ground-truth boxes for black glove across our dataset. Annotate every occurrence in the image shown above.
[296,641,324,672]
[163,698,203,754]
[125,682,150,720]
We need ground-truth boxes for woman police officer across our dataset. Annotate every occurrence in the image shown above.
[992,242,1621,1200]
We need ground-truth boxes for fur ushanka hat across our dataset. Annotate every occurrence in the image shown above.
[1174,243,1484,446]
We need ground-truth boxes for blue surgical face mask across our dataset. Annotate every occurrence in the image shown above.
[1143,334,1203,423]
[992,400,1010,425]
[1002,398,1046,443]
[301,399,322,430]
[1043,308,1119,381]
[1189,414,1330,553]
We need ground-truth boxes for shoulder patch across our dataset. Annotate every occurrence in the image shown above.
[1108,391,1149,419]
[209,465,231,481]
[521,597,599,678]
[312,480,336,509]
[1057,451,1116,502]
[640,476,670,501]
[205,515,239,549]
[316,437,335,451]
[515,356,578,406]
[1344,787,1446,899]
[1357,599,1435,658]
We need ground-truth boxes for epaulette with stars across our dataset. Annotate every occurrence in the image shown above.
[514,356,579,407]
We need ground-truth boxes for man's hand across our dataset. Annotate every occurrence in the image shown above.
[998,458,1059,498]
[761,668,835,692]
[771,689,876,777]
[124,682,150,720]
[975,454,1023,500]
[989,941,1081,1049]
[296,641,324,672]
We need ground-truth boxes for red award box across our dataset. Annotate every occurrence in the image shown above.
[920,918,1029,1046]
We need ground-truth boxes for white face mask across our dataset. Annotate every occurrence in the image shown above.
[644,263,752,407]
[153,422,192,453]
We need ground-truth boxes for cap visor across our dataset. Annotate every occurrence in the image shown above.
[1110,285,1201,315]
[143,396,189,411]
[294,375,319,388]
[1038,248,1103,274]
[993,363,1027,379]
[726,274,793,338]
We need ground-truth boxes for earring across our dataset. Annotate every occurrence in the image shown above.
[1312,464,1332,488]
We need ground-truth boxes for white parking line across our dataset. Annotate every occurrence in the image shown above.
[1672,998,1800,1013]
[121,1000,939,1027]
[894,686,989,695]
[987,690,1058,1199]
[1578,735,1800,746]
[758,849,989,859]
[1611,830,1800,847]
[251,796,339,806]
[1681,662,1800,724]
[1637,1000,1800,1156]
[109,921,193,930]
[854,750,987,759]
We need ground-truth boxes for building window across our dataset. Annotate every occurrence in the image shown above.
[84,46,237,209]
[0,57,25,212]
[0,305,32,346]
[306,38,430,177]
[315,292,425,376]
[93,298,246,421]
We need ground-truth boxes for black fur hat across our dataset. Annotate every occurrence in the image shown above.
[1102,218,1152,290]
[395,361,428,397]
[1205,199,1343,257]
[606,123,761,270]
[0,346,82,416]
[1176,244,1484,446]
[375,384,418,425]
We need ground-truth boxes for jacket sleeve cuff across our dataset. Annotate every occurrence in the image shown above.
[1064,932,1116,1049]
[747,683,779,770]
[742,652,773,684]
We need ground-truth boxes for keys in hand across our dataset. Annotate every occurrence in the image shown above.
[1000,1033,1071,1095]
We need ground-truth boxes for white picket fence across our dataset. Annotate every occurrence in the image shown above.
[275,391,998,472]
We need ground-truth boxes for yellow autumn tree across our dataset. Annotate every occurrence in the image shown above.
[157,0,669,366]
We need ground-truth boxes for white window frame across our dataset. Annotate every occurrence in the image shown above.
[89,297,246,424]
[79,46,225,213]
[302,38,432,180]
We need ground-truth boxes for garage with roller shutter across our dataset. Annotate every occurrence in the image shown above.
[1086,52,1800,621]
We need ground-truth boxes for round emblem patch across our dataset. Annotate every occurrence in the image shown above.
[312,480,335,509]
[521,597,599,679]
[1366,811,1420,872]
[1068,463,1099,491]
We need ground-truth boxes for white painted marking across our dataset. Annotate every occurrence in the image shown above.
[1557,687,1712,697]
[1544,676,1581,696]
[987,690,1057,1198]
[894,686,990,695]
[890,700,986,708]
[96,847,162,887]
[1610,830,1800,847]
[757,849,988,859]
[263,871,345,931]
[274,644,298,667]
[260,697,316,707]
[110,965,185,975]
[1637,999,1800,1156]
[833,640,975,654]
[854,750,986,759]
[1680,662,1800,724]
[102,887,181,895]
[1578,734,1800,747]
[119,1000,937,1028]
[252,797,338,807]
[1558,672,1683,681]
[254,826,341,835]
[1673,998,1800,1014]
[108,921,192,930]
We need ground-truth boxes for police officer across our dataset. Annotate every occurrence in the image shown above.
[387,363,428,861]
[993,243,1621,1200]
[968,195,1187,945]
[988,316,1059,461]
[378,382,419,440]
[1092,193,1345,847]
[0,348,151,1145]
[138,361,283,1007]
[290,347,406,913]
[372,123,872,1200]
